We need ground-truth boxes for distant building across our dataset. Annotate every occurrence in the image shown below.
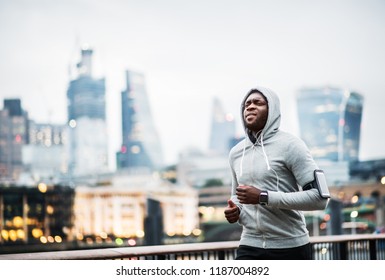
[0,99,29,182]
[116,70,163,172]
[0,174,199,250]
[73,173,199,244]
[176,147,231,188]
[349,159,385,183]
[316,160,350,186]
[0,184,75,247]
[296,87,363,162]
[208,97,236,156]
[66,46,109,177]
[175,98,235,189]
[296,87,364,185]
[21,121,68,184]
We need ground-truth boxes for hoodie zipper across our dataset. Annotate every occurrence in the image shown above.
[252,145,267,248]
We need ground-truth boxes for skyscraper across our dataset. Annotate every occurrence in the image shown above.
[296,87,364,162]
[66,46,108,177]
[208,97,236,156]
[0,99,29,181]
[116,70,163,172]
[67,48,105,121]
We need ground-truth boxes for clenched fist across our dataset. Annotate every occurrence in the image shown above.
[224,199,240,223]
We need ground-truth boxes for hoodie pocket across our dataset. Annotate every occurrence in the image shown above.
[238,205,258,230]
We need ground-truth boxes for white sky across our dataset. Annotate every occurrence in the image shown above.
[1,0,385,169]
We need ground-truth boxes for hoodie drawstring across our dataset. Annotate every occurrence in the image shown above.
[260,133,271,171]
[261,133,280,191]
[240,140,246,177]
[239,131,270,175]
[239,131,280,191]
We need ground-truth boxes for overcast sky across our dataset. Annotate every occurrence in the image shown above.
[1,0,384,169]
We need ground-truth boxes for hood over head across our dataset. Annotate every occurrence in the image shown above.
[238,86,281,174]
[241,86,281,144]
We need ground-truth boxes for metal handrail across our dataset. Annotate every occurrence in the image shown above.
[1,234,384,260]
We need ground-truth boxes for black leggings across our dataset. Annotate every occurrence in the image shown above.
[235,243,312,260]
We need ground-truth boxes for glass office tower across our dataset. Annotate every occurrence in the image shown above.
[0,99,29,181]
[296,87,364,162]
[208,97,236,156]
[66,47,108,176]
[117,70,163,172]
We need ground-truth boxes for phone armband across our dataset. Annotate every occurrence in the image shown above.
[314,169,331,199]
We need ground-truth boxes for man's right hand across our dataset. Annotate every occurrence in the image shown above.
[224,199,240,223]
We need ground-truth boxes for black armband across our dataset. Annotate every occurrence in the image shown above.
[303,181,315,191]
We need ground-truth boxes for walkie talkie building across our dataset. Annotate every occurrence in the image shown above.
[296,87,364,162]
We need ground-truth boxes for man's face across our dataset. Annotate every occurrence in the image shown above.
[243,92,268,133]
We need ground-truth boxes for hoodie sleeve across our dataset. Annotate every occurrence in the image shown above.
[268,136,329,211]
[268,188,328,211]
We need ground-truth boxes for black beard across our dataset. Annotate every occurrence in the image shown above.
[245,119,265,133]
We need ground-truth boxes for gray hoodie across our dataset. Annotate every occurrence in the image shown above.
[229,86,329,249]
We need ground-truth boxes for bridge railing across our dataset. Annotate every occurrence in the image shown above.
[0,234,384,260]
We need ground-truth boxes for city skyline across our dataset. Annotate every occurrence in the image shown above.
[1,0,385,168]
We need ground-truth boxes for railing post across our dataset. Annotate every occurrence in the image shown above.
[156,254,166,260]
[369,240,377,260]
[338,241,348,260]
[218,250,225,260]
